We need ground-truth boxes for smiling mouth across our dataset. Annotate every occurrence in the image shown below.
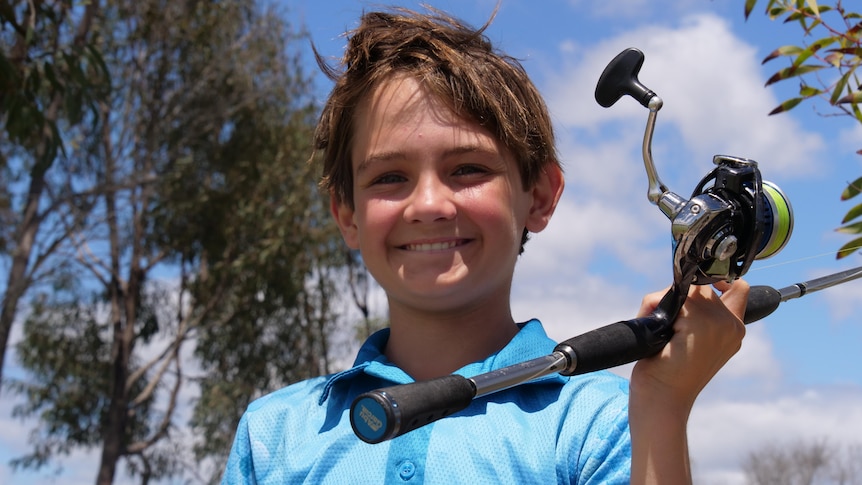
[402,240,465,251]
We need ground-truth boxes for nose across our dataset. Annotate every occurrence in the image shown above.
[403,172,457,223]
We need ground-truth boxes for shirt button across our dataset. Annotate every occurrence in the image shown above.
[398,461,416,480]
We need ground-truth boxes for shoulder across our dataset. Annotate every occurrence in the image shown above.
[563,370,630,400]
[559,370,630,427]
[242,375,331,423]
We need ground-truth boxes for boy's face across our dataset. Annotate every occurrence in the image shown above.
[332,75,562,314]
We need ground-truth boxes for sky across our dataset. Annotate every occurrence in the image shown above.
[3,0,862,484]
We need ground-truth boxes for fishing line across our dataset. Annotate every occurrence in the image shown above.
[749,245,862,272]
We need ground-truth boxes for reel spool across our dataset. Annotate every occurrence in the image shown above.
[758,180,793,259]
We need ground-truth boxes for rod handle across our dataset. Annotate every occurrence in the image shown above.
[350,375,475,444]
[554,315,673,376]
[743,285,782,323]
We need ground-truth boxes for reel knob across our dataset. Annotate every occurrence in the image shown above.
[595,48,657,108]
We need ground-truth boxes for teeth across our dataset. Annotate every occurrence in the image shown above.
[407,241,458,251]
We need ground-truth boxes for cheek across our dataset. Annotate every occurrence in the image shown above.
[355,199,399,234]
[462,188,525,233]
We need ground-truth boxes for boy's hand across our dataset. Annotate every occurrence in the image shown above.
[630,279,749,414]
[628,280,748,484]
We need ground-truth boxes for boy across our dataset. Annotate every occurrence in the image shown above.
[222,6,748,484]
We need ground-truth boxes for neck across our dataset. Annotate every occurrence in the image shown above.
[383,298,520,381]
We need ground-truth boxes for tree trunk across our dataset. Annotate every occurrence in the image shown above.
[0,93,60,396]
[95,108,132,485]
[0,0,99,396]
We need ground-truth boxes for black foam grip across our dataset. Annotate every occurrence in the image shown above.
[743,285,782,324]
[554,286,782,377]
[350,374,475,444]
[555,316,673,376]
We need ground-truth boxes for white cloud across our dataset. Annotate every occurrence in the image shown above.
[545,14,824,182]
[717,323,783,384]
[690,387,862,484]
[821,276,862,322]
[516,193,666,279]
[512,270,644,340]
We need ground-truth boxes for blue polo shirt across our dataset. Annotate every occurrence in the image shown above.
[222,320,632,484]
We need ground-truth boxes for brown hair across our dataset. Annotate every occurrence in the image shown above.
[314,5,560,210]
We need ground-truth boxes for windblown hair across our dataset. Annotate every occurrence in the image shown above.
[314,6,560,209]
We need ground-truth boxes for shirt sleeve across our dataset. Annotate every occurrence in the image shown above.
[221,411,258,485]
[577,407,631,485]
[561,374,632,485]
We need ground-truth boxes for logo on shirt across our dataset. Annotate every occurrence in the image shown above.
[358,404,383,432]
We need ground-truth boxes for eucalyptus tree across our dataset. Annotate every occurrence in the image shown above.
[0,0,109,396]
[742,439,862,485]
[7,1,346,483]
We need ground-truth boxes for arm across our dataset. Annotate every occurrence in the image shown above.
[628,279,748,484]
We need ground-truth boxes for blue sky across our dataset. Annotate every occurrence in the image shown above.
[3,1,862,483]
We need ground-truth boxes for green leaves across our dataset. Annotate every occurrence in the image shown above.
[837,177,862,259]
[0,8,111,165]
[745,1,862,259]
[764,63,827,86]
[836,235,862,259]
[768,96,806,115]
[744,0,758,20]
[836,177,862,259]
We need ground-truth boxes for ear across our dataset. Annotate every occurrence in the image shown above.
[331,193,361,250]
[525,164,564,233]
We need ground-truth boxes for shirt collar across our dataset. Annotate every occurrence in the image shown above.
[320,319,565,404]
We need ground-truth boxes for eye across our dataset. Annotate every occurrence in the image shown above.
[370,172,406,185]
[452,164,488,176]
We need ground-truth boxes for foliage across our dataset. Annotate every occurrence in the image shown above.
[0,0,109,400]
[742,438,862,484]
[744,0,862,258]
[8,282,172,481]
[5,0,349,483]
[0,0,110,165]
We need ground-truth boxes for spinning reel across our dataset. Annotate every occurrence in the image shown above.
[347,48,861,445]
[597,48,793,290]
[590,47,794,333]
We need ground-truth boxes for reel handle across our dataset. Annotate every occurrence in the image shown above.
[595,47,657,108]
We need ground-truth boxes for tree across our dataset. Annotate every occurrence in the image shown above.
[742,439,862,484]
[744,0,862,259]
[0,0,110,397]
[7,1,347,483]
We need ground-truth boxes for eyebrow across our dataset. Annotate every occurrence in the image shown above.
[356,144,498,174]
[356,151,406,175]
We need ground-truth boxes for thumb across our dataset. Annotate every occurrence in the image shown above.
[713,279,750,321]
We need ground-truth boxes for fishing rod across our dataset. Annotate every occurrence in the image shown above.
[745,265,862,322]
[349,48,862,445]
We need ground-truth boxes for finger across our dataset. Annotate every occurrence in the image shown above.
[712,279,734,293]
[636,285,671,317]
[714,279,750,320]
